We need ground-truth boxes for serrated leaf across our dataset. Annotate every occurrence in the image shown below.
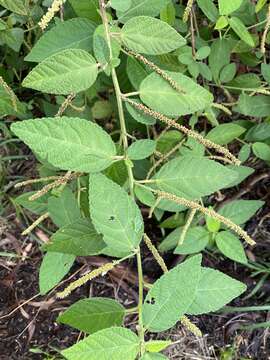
[89,173,144,253]
[142,255,202,332]
[206,123,245,145]
[57,298,125,333]
[145,340,172,353]
[62,327,139,360]
[187,267,246,315]
[48,188,81,228]
[121,16,186,55]
[229,17,255,47]
[140,71,213,116]
[216,231,247,264]
[15,191,49,215]
[218,200,264,225]
[45,218,106,256]
[209,39,231,82]
[39,252,75,295]
[117,0,170,23]
[11,117,116,173]
[22,49,98,95]
[0,0,27,15]
[25,18,96,63]
[218,0,243,15]
[153,156,237,200]
[127,139,156,160]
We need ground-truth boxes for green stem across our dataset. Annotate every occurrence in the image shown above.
[99,0,144,354]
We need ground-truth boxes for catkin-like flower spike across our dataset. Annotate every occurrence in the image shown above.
[181,315,202,337]
[212,103,232,116]
[29,171,81,201]
[144,234,168,273]
[57,261,117,298]
[0,76,18,111]
[122,97,241,166]
[38,0,66,31]
[261,4,270,54]
[15,176,60,188]
[183,0,194,23]
[179,208,196,246]
[22,212,50,235]
[155,190,256,246]
[56,93,76,117]
[126,49,185,94]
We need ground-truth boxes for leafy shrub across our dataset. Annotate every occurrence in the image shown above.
[1,0,269,359]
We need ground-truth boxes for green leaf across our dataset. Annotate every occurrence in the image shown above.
[62,327,139,360]
[187,267,246,315]
[89,173,144,253]
[245,123,270,141]
[111,0,131,11]
[57,298,125,333]
[11,117,116,173]
[229,17,255,47]
[48,188,81,228]
[126,100,156,125]
[117,0,170,23]
[261,63,270,84]
[15,191,49,215]
[127,139,156,160]
[134,184,186,213]
[173,227,209,254]
[197,0,219,22]
[45,219,106,256]
[215,16,229,30]
[25,18,96,63]
[219,63,237,83]
[196,46,211,60]
[145,340,172,353]
[218,200,264,225]
[153,156,237,200]
[22,49,98,95]
[68,0,100,23]
[126,57,150,90]
[224,165,254,189]
[160,1,176,25]
[121,16,186,55]
[0,27,24,52]
[0,0,27,15]
[252,142,270,161]
[234,94,270,117]
[216,231,247,264]
[39,252,75,295]
[209,39,231,82]
[140,71,213,116]
[142,254,202,332]
[206,123,245,145]
[218,0,243,15]
[206,213,221,233]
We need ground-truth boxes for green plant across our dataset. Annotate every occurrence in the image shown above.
[2,0,270,359]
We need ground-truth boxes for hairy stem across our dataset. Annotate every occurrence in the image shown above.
[99,1,145,354]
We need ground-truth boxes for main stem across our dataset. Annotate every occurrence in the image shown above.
[99,1,145,355]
